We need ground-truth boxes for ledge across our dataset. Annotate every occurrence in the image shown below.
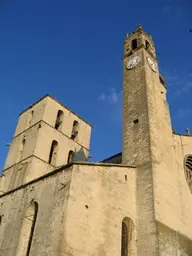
[71,161,135,168]
[0,162,136,199]
[19,94,93,128]
[2,154,55,173]
[11,119,90,152]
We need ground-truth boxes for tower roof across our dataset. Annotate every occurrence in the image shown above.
[19,94,92,127]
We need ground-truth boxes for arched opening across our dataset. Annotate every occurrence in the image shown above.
[71,120,79,140]
[18,137,26,162]
[28,110,34,126]
[67,150,74,164]
[16,201,38,256]
[48,140,59,165]
[184,155,192,193]
[131,39,137,50]
[121,217,136,256]
[122,221,128,256]
[55,110,64,130]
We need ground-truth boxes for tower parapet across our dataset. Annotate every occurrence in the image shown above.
[123,25,156,59]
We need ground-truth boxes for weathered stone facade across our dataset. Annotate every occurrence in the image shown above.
[0,26,192,255]
[122,26,192,255]
[1,95,91,193]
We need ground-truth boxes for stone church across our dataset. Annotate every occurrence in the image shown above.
[0,25,192,256]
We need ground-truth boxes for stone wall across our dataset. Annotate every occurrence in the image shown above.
[154,134,192,244]
[0,165,72,256]
[1,95,92,193]
[0,163,136,256]
[158,222,192,256]
[61,163,136,255]
[43,97,91,150]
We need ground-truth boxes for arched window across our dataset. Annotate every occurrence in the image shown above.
[18,137,26,162]
[121,221,128,256]
[67,150,74,164]
[131,39,137,50]
[48,140,59,165]
[28,110,34,126]
[55,110,64,130]
[71,120,79,140]
[121,217,135,256]
[16,201,38,256]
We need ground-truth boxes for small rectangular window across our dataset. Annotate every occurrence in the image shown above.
[133,119,139,124]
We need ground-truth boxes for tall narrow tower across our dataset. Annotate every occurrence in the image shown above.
[122,26,173,255]
[122,25,172,166]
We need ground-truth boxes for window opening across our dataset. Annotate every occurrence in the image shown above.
[121,222,128,256]
[131,39,137,50]
[133,119,139,124]
[121,217,135,256]
[67,150,74,164]
[16,201,38,256]
[55,110,64,130]
[26,202,38,256]
[48,140,59,165]
[71,120,79,140]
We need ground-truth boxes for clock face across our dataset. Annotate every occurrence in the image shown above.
[147,56,157,72]
[126,56,140,70]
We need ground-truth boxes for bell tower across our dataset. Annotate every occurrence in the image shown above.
[122,25,172,166]
[0,95,92,193]
[122,25,173,255]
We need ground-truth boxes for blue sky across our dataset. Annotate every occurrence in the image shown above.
[0,0,191,170]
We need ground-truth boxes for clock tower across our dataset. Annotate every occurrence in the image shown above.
[122,25,174,255]
[122,25,171,166]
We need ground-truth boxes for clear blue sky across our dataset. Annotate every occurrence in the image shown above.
[0,0,191,170]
